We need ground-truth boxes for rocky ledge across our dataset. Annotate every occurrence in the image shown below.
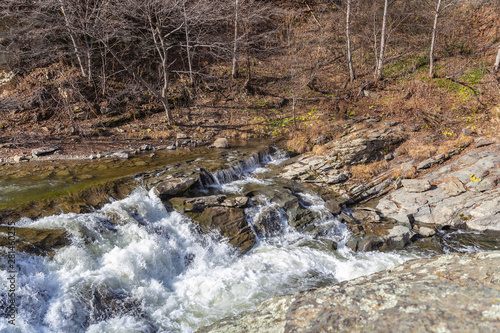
[377,142,500,232]
[197,251,500,333]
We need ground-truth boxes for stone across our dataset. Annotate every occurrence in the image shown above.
[416,157,437,170]
[213,137,230,149]
[111,151,129,159]
[324,200,341,215]
[362,90,380,99]
[384,153,393,160]
[0,226,70,256]
[476,138,495,148]
[221,196,249,208]
[198,252,500,333]
[140,144,153,151]
[418,226,436,237]
[351,207,381,223]
[176,132,188,139]
[401,179,431,193]
[170,196,255,253]
[32,146,61,158]
[155,177,197,198]
[442,176,466,196]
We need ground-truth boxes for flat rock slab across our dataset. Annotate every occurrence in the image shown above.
[198,251,500,333]
[32,146,61,157]
[378,143,500,232]
[401,179,431,193]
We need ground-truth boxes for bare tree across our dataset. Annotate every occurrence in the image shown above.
[493,44,500,73]
[345,0,356,82]
[232,0,240,79]
[429,0,456,78]
[374,0,389,81]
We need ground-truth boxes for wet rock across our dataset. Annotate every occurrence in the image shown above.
[169,195,255,253]
[249,187,318,232]
[401,179,431,193]
[155,177,197,198]
[221,196,249,208]
[32,146,61,158]
[324,200,341,215]
[198,252,500,333]
[212,138,230,149]
[0,226,70,256]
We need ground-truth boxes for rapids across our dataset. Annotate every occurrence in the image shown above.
[0,147,493,332]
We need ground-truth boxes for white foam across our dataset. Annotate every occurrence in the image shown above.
[0,188,423,332]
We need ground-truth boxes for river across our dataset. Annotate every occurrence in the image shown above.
[0,145,497,332]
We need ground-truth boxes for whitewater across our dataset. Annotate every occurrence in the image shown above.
[0,152,425,333]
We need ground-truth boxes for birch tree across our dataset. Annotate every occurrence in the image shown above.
[374,0,389,81]
[345,0,356,82]
[493,44,500,73]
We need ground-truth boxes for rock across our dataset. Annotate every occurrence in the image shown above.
[176,132,188,139]
[476,137,495,148]
[13,155,27,163]
[198,252,500,333]
[377,143,500,232]
[384,153,393,161]
[312,134,328,145]
[111,151,129,159]
[221,196,249,208]
[350,207,381,223]
[32,146,61,158]
[416,157,437,170]
[0,226,70,256]
[213,137,230,149]
[401,179,431,193]
[155,177,197,198]
[394,177,403,189]
[442,176,466,196]
[362,90,380,99]
[462,128,476,136]
[324,200,341,215]
[249,187,318,232]
[140,144,153,151]
[170,196,255,253]
[418,226,436,237]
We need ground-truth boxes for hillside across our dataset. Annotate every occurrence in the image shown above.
[1,0,499,164]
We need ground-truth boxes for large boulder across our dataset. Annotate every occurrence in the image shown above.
[197,251,500,332]
[155,177,197,198]
[169,195,255,253]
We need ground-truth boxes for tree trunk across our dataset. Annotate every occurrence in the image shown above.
[494,44,500,72]
[59,2,87,79]
[346,0,355,82]
[232,0,239,79]
[375,0,389,81]
[429,0,442,79]
[183,3,194,85]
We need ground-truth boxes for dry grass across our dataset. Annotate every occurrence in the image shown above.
[312,144,328,155]
[285,133,311,154]
[350,160,390,180]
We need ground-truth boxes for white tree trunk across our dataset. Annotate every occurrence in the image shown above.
[59,2,87,80]
[183,3,194,85]
[346,0,355,82]
[232,0,239,79]
[429,0,442,79]
[375,0,389,81]
[494,44,500,72]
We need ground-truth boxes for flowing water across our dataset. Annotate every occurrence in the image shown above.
[0,147,496,332]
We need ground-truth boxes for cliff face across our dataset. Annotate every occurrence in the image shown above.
[197,251,500,333]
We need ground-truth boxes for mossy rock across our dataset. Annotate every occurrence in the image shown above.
[0,226,70,256]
